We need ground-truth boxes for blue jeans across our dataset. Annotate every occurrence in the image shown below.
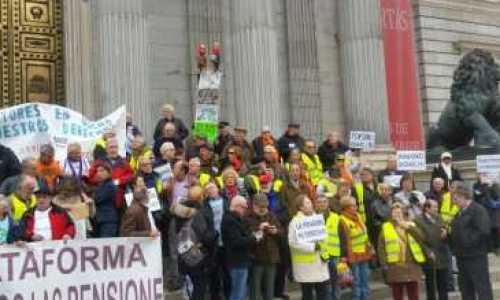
[328,258,340,300]
[229,267,249,300]
[351,261,370,300]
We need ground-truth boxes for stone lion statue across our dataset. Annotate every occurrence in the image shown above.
[427,49,500,152]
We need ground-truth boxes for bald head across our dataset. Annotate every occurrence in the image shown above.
[230,195,248,216]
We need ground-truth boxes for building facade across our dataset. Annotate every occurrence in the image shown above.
[2,0,500,144]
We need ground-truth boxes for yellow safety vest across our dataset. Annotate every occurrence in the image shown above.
[320,212,341,259]
[301,153,323,185]
[354,183,367,223]
[95,137,107,149]
[290,213,320,264]
[199,173,213,187]
[10,194,37,222]
[382,222,426,264]
[215,176,224,189]
[317,177,338,198]
[340,215,369,254]
[129,149,153,172]
[248,175,283,193]
[440,192,459,226]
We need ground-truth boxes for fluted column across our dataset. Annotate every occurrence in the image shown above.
[338,0,390,144]
[64,0,95,117]
[93,0,150,134]
[230,0,285,137]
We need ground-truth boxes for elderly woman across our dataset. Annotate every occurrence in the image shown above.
[395,174,426,220]
[0,198,23,244]
[220,168,248,204]
[35,144,63,190]
[289,195,330,300]
[62,142,90,183]
[378,203,426,300]
[220,145,249,176]
[153,122,183,159]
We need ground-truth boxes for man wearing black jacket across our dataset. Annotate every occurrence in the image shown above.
[153,104,189,142]
[277,124,305,161]
[450,184,493,300]
[0,144,21,186]
[318,131,349,171]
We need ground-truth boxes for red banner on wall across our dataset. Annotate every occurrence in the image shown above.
[380,0,424,150]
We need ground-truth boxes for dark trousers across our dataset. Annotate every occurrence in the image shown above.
[456,255,493,300]
[189,272,208,300]
[423,265,449,300]
[390,281,419,300]
[300,281,329,300]
[275,236,291,296]
[209,247,231,300]
[96,222,118,237]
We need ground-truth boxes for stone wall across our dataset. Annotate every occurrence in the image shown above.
[413,0,500,130]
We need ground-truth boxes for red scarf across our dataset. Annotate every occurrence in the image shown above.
[226,184,239,201]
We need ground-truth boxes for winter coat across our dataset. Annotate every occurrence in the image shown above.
[414,214,450,269]
[317,140,349,171]
[120,200,152,237]
[153,117,189,142]
[450,201,491,258]
[88,158,134,208]
[473,182,500,229]
[277,133,305,161]
[251,136,278,163]
[431,164,462,187]
[288,211,330,283]
[221,211,256,268]
[244,211,282,264]
[0,145,21,186]
[280,180,311,223]
[0,216,23,244]
[24,205,75,241]
[377,222,424,283]
[94,179,119,224]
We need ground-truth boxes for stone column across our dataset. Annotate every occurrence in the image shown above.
[93,0,150,134]
[64,0,95,117]
[338,0,390,144]
[229,0,286,137]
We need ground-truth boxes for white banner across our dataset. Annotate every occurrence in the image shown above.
[349,131,376,151]
[0,103,126,161]
[296,214,327,244]
[397,150,426,171]
[0,237,163,299]
[477,154,500,182]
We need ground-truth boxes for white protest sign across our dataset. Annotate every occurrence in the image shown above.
[349,131,376,150]
[296,214,327,243]
[476,154,500,182]
[154,163,172,182]
[0,237,163,299]
[0,103,126,161]
[147,188,162,212]
[397,151,426,171]
[383,175,403,189]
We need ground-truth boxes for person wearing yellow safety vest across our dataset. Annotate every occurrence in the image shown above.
[9,175,38,222]
[378,203,427,300]
[288,195,330,300]
[315,196,342,300]
[93,127,116,161]
[338,196,374,300]
[300,140,323,186]
[439,180,461,230]
[316,170,339,201]
[129,135,153,173]
[353,168,379,248]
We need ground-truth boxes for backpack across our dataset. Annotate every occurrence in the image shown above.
[176,217,206,268]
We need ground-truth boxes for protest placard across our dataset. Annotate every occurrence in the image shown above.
[476,154,500,182]
[349,131,376,150]
[0,103,126,161]
[154,163,172,182]
[397,150,426,171]
[295,214,327,244]
[0,237,163,299]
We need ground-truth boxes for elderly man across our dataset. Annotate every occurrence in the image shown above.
[154,122,183,159]
[215,121,233,156]
[431,152,462,188]
[9,175,38,222]
[277,123,305,162]
[377,154,407,192]
[252,126,278,163]
[93,127,117,160]
[62,142,90,183]
[128,135,153,172]
[0,143,21,186]
[301,139,323,186]
[0,158,37,197]
[153,104,189,142]
[450,184,493,300]
[318,131,349,172]
[89,138,134,209]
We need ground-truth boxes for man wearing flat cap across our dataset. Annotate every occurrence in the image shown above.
[277,123,305,161]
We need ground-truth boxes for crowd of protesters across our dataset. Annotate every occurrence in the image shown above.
[0,103,498,300]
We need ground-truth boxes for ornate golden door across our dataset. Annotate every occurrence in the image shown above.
[0,0,64,107]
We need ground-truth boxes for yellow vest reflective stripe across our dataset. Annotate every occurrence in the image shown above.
[215,176,224,189]
[382,222,426,264]
[130,149,153,171]
[155,179,163,193]
[354,183,366,223]
[324,212,341,257]
[440,192,459,226]
[301,153,323,185]
[317,178,337,198]
[10,194,37,222]
[95,137,106,149]
[248,175,261,193]
[199,173,212,187]
[340,215,368,254]
[273,179,283,193]
[291,214,319,264]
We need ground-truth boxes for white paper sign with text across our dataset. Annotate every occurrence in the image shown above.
[296,214,327,244]
[349,131,376,150]
[397,151,426,171]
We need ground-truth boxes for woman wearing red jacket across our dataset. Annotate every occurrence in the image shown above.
[24,183,75,241]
